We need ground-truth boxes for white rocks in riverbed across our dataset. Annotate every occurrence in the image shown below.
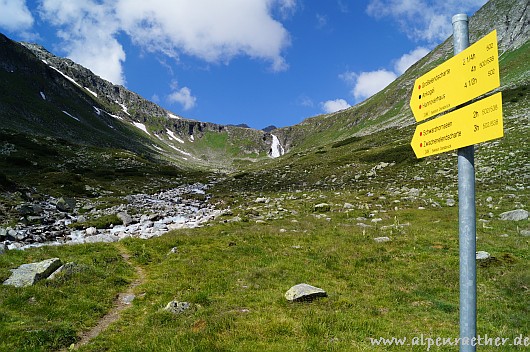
[84,234,118,243]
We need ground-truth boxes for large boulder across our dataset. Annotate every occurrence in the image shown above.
[285,283,327,302]
[3,258,62,287]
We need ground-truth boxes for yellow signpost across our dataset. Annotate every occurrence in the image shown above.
[411,92,503,158]
[410,30,500,122]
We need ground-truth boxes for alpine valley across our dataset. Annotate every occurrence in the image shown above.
[0,0,528,351]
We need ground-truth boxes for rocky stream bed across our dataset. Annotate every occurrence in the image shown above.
[0,183,223,251]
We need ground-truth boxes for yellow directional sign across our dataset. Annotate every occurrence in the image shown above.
[411,92,503,158]
[410,30,500,122]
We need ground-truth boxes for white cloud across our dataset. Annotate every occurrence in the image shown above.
[316,14,327,29]
[39,0,126,85]
[168,86,197,110]
[321,99,351,113]
[394,47,429,74]
[25,0,293,85]
[114,0,291,72]
[341,46,428,102]
[0,0,34,32]
[349,70,397,101]
[366,0,488,43]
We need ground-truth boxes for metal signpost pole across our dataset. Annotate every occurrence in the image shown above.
[452,14,477,352]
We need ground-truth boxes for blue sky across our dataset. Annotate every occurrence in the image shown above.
[1,0,487,129]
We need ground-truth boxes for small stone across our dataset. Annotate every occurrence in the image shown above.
[120,294,136,305]
[86,227,97,235]
[343,203,354,209]
[285,283,327,302]
[476,251,490,260]
[374,236,391,243]
[446,199,456,207]
[520,230,530,237]
[0,243,7,255]
[255,197,269,203]
[314,203,331,212]
[169,247,178,254]
[163,301,190,314]
[499,209,528,221]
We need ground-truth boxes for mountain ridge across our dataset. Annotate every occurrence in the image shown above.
[1,0,528,170]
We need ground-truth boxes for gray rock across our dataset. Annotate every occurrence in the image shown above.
[17,204,43,216]
[163,301,190,314]
[499,209,528,221]
[476,251,490,260]
[255,197,269,203]
[47,262,80,280]
[446,199,456,207]
[117,212,133,226]
[285,283,327,302]
[120,293,136,305]
[520,230,530,237]
[374,236,391,243]
[56,197,76,212]
[0,242,6,255]
[343,203,354,209]
[314,203,331,213]
[3,258,62,287]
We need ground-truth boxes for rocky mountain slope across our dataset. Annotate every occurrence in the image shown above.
[273,0,529,153]
[1,36,278,171]
[2,0,527,169]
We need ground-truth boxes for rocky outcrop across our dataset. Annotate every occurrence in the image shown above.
[3,258,62,287]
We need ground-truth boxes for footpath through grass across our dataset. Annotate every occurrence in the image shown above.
[2,197,526,351]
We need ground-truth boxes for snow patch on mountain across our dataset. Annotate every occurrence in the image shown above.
[168,113,180,119]
[50,66,81,88]
[40,91,46,100]
[133,122,149,135]
[62,110,80,121]
[169,144,192,157]
[167,129,185,144]
[117,101,131,116]
[85,87,97,97]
